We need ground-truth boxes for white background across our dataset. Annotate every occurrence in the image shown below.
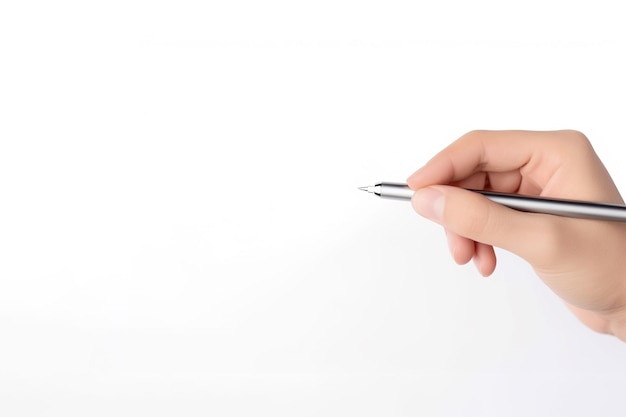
[2,1,626,416]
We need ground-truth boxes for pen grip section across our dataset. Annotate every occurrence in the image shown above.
[378,183,414,200]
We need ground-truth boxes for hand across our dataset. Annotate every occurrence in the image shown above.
[407,130,626,340]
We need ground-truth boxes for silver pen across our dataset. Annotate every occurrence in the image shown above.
[359,182,626,222]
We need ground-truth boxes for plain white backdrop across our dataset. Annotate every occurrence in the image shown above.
[2,1,626,416]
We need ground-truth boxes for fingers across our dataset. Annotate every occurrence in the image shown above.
[407,130,533,187]
[406,130,568,194]
[446,230,496,276]
[412,185,558,265]
[473,241,497,277]
[446,230,474,265]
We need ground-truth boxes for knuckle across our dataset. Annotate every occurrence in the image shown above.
[460,130,488,143]
[558,129,592,148]
[555,130,598,166]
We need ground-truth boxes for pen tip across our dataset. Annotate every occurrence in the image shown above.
[358,186,368,191]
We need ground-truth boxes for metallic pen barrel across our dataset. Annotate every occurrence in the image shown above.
[359,182,626,222]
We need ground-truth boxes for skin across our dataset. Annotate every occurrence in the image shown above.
[407,130,626,341]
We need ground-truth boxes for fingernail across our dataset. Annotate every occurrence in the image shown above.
[412,187,445,221]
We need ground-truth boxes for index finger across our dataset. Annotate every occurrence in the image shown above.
[406,130,556,190]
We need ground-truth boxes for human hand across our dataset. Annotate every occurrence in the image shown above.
[407,130,626,340]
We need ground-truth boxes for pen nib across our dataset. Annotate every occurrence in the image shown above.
[359,185,374,194]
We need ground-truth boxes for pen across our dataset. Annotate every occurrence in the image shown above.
[359,182,626,222]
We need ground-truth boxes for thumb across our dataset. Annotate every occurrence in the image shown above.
[411,185,555,263]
